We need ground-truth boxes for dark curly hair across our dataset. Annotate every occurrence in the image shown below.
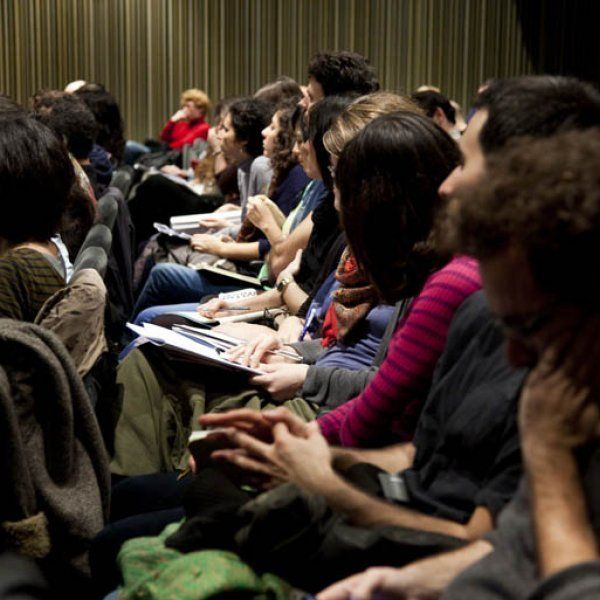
[33,92,98,160]
[446,129,600,307]
[228,98,273,158]
[336,111,461,303]
[269,99,302,194]
[0,116,75,244]
[75,83,126,163]
[308,51,380,97]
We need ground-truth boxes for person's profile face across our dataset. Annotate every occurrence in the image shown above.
[438,109,488,201]
[261,111,280,158]
[299,77,325,110]
[218,112,244,161]
[303,139,321,180]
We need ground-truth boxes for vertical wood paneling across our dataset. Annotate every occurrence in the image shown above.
[0,0,597,140]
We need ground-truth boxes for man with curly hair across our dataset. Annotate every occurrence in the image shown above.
[318,81,600,600]
[301,50,380,108]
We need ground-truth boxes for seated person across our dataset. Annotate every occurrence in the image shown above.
[159,88,210,150]
[316,75,600,600]
[129,96,272,248]
[32,90,112,197]
[178,98,310,267]
[130,96,350,321]
[0,115,73,320]
[411,89,461,139]
[74,82,127,166]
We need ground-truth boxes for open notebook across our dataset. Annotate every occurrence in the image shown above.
[126,322,265,375]
[170,210,241,232]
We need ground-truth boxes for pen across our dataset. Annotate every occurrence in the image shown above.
[298,306,318,341]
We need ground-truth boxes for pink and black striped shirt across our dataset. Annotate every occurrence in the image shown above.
[317,256,482,447]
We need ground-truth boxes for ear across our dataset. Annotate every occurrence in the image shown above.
[433,107,448,129]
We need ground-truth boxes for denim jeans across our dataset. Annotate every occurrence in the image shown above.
[132,263,244,322]
[124,140,150,166]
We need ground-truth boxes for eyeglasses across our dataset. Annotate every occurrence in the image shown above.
[493,301,559,341]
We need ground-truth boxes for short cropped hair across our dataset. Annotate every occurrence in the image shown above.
[411,90,456,124]
[308,51,380,97]
[33,92,98,159]
[337,112,461,303]
[447,129,600,307]
[180,88,211,114]
[228,98,273,158]
[0,117,75,244]
[324,91,422,157]
[254,76,302,106]
[474,76,600,154]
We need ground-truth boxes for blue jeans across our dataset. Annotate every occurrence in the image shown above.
[124,140,150,166]
[132,263,244,322]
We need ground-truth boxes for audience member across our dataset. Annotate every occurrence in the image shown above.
[0,116,73,320]
[411,89,460,138]
[33,90,112,196]
[320,127,600,600]
[315,75,600,599]
[74,82,127,165]
[254,75,303,105]
[159,88,211,150]
[301,50,380,108]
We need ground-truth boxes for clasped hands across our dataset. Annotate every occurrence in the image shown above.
[196,408,335,493]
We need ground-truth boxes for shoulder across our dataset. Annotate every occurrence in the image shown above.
[0,248,62,280]
[250,155,272,177]
[419,256,481,301]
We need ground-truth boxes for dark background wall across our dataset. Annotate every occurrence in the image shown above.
[1,0,598,140]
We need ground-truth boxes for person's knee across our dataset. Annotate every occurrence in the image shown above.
[151,263,191,286]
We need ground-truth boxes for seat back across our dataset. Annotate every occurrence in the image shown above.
[73,246,108,278]
[96,192,119,230]
[109,166,134,200]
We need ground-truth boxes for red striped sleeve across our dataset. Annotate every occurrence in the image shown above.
[318,256,481,447]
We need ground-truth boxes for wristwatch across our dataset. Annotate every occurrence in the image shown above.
[276,275,294,294]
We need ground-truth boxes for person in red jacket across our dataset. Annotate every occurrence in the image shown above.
[159,88,210,149]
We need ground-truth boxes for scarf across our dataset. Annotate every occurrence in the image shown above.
[321,247,379,347]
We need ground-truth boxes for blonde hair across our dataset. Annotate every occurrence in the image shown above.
[323,91,422,157]
[180,88,211,114]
